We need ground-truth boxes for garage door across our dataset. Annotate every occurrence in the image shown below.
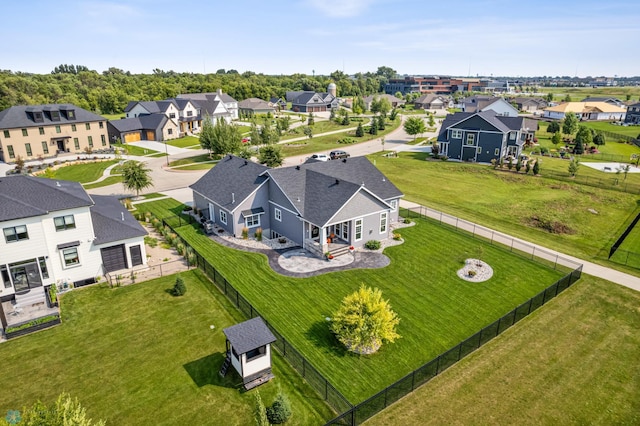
[146,131,155,140]
[101,244,127,273]
[124,132,141,143]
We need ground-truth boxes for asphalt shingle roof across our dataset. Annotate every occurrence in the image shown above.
[0,104,105,129]
[0,176,93,222]
[109,114,168,133]
[90,195,147,245]
[190,156,269,211]
[223,317,276,355]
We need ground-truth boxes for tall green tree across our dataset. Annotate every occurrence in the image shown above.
[369,118,378,135]
[257,145,283,167]
[121,160,153,197]
[377,115,385,130]
[547,121,560,134]
[562,113,578,136]
[593,131,606,146]
[545,92,554,102]
[212,118,242,155]
[378,97,392,116]
[552,131,562,146]
[355,122,364,137]
[574,126,592,153]
[199,118,216,155]
[404,116,427,139]
[307,112,314,126]
[564,93,572,102]
[352,96,365,114]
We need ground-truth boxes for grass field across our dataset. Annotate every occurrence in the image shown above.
[281,118,401,158]
[46,160,118,183]
[165,136,201,149]
[543,86,640,102]
[114,142,160,156]
[372,152,639,262]
[136,199,564,403]
[366,275,640,425]
[169,154,215,167]
[0,270,333,425]
[581,121,640,138]
[281,119,363,141]
[610,214,640,268]
[101,113,125,121]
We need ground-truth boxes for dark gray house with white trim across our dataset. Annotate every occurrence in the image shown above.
[190,156,403,258]
[625,102,640,125]
[437,111,538,163]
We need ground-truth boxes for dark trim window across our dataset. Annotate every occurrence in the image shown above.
[99,121,104,129]
[168,128,173,135]
[101,134,106,146]
[39,127,45,135]
[169,113,176,119]
[71,124,77,132]
[1,265,10,289]
[4,225,29,243]
[54,215,76,231]
[246,345,266,361]
[3,130,10,138]
[51,111,60,121]
[62,247,80,267]
[88,136,93,147]
[74,138,80,150]
[33,112,43,123]
[22,128,28,137]
[85,123,91,130]
[187,110,193,117]
[25,143,32,156]
[38,257,49,279]
[55,125,61,134]
[7,145,14,159]
[42,141,49,154]
[67,110,75,120]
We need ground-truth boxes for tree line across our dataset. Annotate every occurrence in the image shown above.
[0,65,397,114]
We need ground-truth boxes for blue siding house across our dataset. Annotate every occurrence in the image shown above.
[437,111,537,163]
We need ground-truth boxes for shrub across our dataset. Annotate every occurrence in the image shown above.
[266,389,292,424]
[254,391,269,426]
[403,217,411,224]
[440,155,448,161]
[255,227,263,241]
[176,243,185,256]
[337,137,355,144]
[364,240,381,250]
[241,227,249,239]
[468,270,477,277]
[144,236,158,248]
[393,233,401,241]
[171,276,186,296]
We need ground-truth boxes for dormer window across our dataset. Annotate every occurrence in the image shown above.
[67,110,75,120]
[51,111,61,121]
[33,112,44,123]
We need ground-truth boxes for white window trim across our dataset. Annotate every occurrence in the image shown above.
[61,247,81,269]
[466,133,475,145]
[451,129,462,139]
[245,214,261,228]
[355,218,363,241]
[476,146,482,154]
[219,210,227,225]
[380,212,388,234]
[390,200,397,211]
[509,132,516,140]
[274,208,282,222]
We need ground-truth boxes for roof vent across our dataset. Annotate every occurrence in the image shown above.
[295,165,300,170]
[244,160,248,165]
[296,197,300,202]
[382,177,386,182]
[335,179,339,185]
[361,181,365,187]
[121,212,125,221]
[229,155,233,160]
[232,193,235,203]
[56,181,61,187]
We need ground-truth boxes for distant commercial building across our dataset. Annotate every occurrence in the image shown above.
[384,76,489,95]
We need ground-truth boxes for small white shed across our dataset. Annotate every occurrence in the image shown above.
[221,317,277,389]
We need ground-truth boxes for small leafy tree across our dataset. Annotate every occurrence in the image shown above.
[427,113,435,128]
[199,117,216,155]
[545,92,554,103]
[303,126,313,139]
[258,145,283,167]
[562,113,578,136]
[568,159,580,177]
[19,392,106,425]
[307,112,314,126]
[171,276,186,296]
[389,108,398,121]
[564,93,572,102]
[352,96,365,114]
[377,97,392,116]
[378,114,386,130]
[593,131,606,146]
[547,121,560,134]
[404,116,427,140]
[573,138,584,155]
[331,285,400,354]
[14,155,25,172]
[552,131,562,146]
[525,161,531,175]
[574,126,592,152]
[341,112,350,125]
[266,387,292,424]
[121,160,153,197]
[355,122,364,137]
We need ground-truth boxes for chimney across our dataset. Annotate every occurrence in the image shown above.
[335,179,339,185]
[218,88,223,95]
[232,193,235,203]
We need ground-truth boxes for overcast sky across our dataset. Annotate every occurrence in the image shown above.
[1,0,638,77]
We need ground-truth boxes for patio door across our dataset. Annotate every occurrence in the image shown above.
[9,260,42,293]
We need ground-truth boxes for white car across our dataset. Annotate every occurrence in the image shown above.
[308,153,328,162]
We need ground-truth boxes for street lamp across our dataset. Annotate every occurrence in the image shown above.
[165,141,169,166]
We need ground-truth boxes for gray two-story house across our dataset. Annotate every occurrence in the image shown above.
[190,156,403,258]
[437,111,538,163]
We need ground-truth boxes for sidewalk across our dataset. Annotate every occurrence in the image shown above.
[400,199,640,292]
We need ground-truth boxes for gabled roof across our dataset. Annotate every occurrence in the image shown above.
[266,156,403,226]
[415,93,447,104]
[0,104,105,129]
[545,102,626,114]
[0,176,93,222]
[177,93,232,117]
[511,97,547,107]
[223,317,276,355]
[364,94,405,104]
[285,91,309,102]
[292,92,326,105]
[439,110,530,140]
[581,97,624,106]
[190,155,269,212]
[238,98,274,111]
[108,114,168,133]
[90,195,147,245]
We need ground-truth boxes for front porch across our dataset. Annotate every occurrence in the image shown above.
[303,221,353,259]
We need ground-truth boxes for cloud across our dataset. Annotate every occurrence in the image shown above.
[305,0,375,18]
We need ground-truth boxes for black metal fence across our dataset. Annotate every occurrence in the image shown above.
[162,218,353,416]
[609,209,640,259]
[327,266,582,425]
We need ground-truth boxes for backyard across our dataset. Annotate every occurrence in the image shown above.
[136,199,566,404]
[366,275,640,425]
[372,152,640,265]
[0,270,333,425]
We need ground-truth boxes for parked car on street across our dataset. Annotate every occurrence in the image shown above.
[329,150,350,160]
[308,153,328,161]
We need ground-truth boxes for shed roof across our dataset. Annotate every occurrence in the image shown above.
[223,317,276,355]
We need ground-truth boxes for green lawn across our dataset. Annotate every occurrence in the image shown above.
[281,119,362,141]
[282,118,401,158]
[543,86,640,102]
[101,113,125,121]
[46,160,118,183]
[0,270,333,425]
[610,215,640,268]
[169,154,215,167]
[166,136,201,149]
[372,152,639,263]
[114,143,160,156]
[136,199,564,404]
[365,275,640,425]
[83,175,122,189]
[581,121,640,138]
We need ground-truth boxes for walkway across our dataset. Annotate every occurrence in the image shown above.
[400,200,640,292]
